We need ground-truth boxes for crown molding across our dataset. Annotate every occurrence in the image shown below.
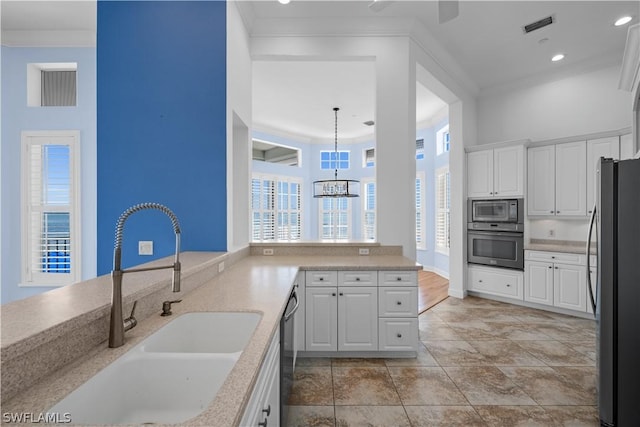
[619,23,640,92]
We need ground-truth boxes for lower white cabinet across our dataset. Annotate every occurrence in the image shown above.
[467,265,524,300]
[305,270,418,353]
[524,251,588,312]
[240,330,280,427]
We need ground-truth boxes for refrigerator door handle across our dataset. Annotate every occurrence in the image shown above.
[586,204,597,314]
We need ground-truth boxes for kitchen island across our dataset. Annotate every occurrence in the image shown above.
[1,250,420,426]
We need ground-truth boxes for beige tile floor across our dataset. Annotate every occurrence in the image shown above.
[287,296,598,426]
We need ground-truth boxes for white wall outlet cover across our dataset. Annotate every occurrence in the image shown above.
[218,261,225,273]
[263,248,274,256]
[359,248,370,255]
[138,241,153,255]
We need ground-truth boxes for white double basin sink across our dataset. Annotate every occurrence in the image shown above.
[50,312,262,425]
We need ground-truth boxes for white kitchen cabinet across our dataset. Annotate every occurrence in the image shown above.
[554,263,587,312]
[305,270,418,354]
[467,145,524,198]
[241,329,280,427]
[524,261,554,305]
[528,142,586,216]
[467,265,523,300]
[305,286,338,351]
[378,318,418,351]
[587,137,620,214]
[524,251,588,312]
[337,286,378,351]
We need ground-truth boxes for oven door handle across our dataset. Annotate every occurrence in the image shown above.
[284,290,300,321]
[468,230,523,237]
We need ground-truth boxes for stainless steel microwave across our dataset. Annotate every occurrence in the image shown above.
[468,198,523,224]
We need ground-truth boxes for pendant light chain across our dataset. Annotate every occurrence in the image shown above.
[334,107,339,181]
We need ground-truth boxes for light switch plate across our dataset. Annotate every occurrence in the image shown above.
[138,241,153,255]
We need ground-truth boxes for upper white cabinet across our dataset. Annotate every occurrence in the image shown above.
[586,137,620,215]
[467,145,524,198]
[528,141,586,216]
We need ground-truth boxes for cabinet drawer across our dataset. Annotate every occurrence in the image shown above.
[525,250,585,265]
[338,271,378,287]
[378,318,418,351]
[378,271,417,287]
[378,287,418,317]
[468,265,523,299]
[305,271,338,287]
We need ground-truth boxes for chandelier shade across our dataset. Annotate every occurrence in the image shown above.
[312,107,360,198]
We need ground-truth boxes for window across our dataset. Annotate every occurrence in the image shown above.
[27,63,77,107]
[251,174,302,241]
[363,148,375,167]
[362,179,376,240]
[320,198,351,239]
[320,150,349,170]
[416,139,425,160]
[436,125,450,156]
[21,131,81,286]
[416,172,426,250]
[435,167,451,253]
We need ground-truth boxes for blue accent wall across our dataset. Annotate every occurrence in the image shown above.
[97,1,227,274]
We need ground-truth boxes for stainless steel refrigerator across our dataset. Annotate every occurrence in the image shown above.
[588,157,640,427]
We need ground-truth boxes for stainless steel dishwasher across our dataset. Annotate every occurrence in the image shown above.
[280,285,299,426]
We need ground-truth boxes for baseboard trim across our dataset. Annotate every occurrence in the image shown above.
[421,266,450,280]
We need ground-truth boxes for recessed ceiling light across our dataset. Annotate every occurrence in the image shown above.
[551,54,565,62]
[278,0,291,4]
[614,16,633,26]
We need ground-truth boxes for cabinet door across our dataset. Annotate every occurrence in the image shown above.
[527,145,556,216]
[337,287,378,351]
[378,287,418,317]
[493,145,524,197]
[467,150,494,198]
[620,133,635,160]
[553,264,587,312]
[587,137,619,215]
[379,318,418,351]
[524,261,554,306]
[555,141,587,216]
[305,287,337,351]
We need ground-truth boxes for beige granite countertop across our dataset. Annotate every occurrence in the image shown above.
[1,253,419,426]
[525,239,596,255]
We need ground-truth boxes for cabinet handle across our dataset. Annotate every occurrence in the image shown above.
[588,210,593,214]
[494,192,498,195]
[550,211,554,214]
[551,256,555,259]
[478,279,483,283]
[355,277,361,281]
[396,301,402,305]
[396,277,402,281]
[397,333,402,338]
[262,405,271,416]
[556,211,560,214]
[339,292,344,296]
[258,418,268,427]
[319,277,324,281]
[548,266,553,269]
[555,267,559,269]
[332,293,336,296]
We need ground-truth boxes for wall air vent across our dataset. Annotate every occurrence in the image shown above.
[523,15,554,34]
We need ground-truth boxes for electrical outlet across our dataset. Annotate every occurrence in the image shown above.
[359,248,370,255]
[548,229,555,237]
[138,241,153,255]
[218,261,225,273]
[263,248,274,256]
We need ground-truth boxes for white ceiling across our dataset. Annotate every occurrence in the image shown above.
[2,0,637,142]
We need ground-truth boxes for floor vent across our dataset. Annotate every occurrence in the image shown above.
[523,15,554,34]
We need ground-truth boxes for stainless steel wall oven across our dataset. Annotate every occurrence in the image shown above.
[467,199,524,270]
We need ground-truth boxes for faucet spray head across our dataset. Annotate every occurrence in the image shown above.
[172,262,181,292]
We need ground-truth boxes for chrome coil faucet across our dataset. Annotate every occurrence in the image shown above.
[109,203,182,348]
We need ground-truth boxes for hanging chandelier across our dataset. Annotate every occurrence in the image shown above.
[313,107,360,198]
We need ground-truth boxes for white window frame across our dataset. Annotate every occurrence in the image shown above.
[363,148,375,167]
[251,173,303,241]
[320,150,350,170]
[416,172,426,250]
[436,124,450,156]
[21,130,81,286]
[361,178,376,241]
[416,139,425,160]
[435,166,450,254]
[319,197,352,240]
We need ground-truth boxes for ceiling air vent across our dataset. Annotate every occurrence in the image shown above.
[523,15,554,34]
[363,120,375,126]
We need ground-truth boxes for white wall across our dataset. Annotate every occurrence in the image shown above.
[477,65,632,145]
[227,2,253,251]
